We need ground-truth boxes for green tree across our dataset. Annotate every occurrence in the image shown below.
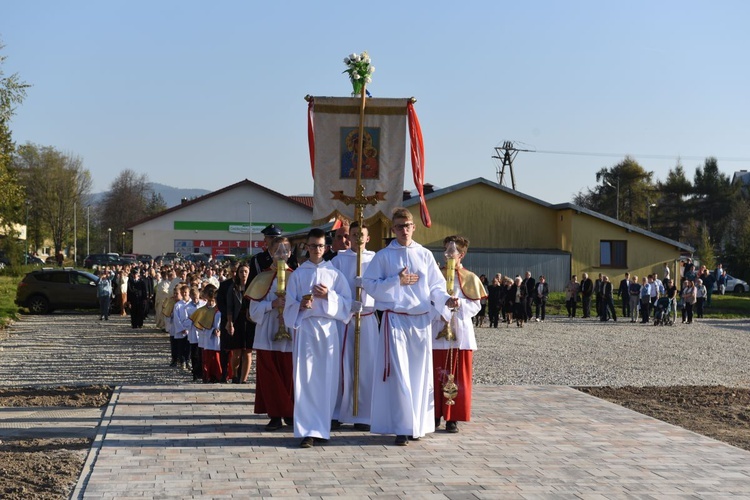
[722,199,750,279]
[14,143,92,258]
[574,156,656,227]
[654,160,693,242]
[695,222,715,272]
[693,157,738,248]
[145,191,167,216]
[0,40,30,249]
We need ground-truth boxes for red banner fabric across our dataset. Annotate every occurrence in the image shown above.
[407,102,431,227]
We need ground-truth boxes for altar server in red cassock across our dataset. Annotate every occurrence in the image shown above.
[248,237,294,432]
[431,235,485,434]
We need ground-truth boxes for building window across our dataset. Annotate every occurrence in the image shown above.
[600,240,627,268]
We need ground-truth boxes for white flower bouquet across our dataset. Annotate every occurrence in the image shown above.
[343,51,374,96]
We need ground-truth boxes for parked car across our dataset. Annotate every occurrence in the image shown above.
[714,275,749,294]
[155,252,182,266]
[136,254,153,264]
[184,253,210,264]
[83,253,128,269]
[15,268,102,314]
[0,252,10,269]
[27,256,45,266]
[213,254,237,264]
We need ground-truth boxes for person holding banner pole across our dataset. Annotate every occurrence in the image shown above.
[331,222,377,431]
[362,208,456,446]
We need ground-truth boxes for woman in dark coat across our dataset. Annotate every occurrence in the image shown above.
[509,276,527,328]
[502,277,515,326]
[487,274,503,328]
[127,269,148,328]
[226,262,254,383]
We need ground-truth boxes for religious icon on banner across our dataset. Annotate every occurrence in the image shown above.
[341,127,380,179]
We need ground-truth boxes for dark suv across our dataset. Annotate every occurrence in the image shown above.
[15,268,101,314]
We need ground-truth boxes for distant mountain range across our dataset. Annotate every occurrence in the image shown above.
[90,183,211,208]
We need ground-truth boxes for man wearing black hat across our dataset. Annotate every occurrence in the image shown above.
[249,224,283,282]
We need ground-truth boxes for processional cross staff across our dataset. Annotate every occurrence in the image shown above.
[338,54,376,416]
[307,52,425,415]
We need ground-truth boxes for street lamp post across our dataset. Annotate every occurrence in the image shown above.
[247,201,253,258]
[121,232,125,254]
[647,203,657,231]
[107,228,111,253]
[25,201,30,265]
[86,206,90,259]
[73,202,77,266]
[604,177,620,221]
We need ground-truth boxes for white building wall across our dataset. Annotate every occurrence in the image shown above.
[131,183,312,257]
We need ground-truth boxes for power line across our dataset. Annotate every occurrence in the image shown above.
[530,150,750,162]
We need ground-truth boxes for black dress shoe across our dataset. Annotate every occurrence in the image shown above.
[265,418,283,431]
[330,419,341,430]
[283,417,293,426]
[434,417,441,429]
[394,435,408,446]
[445,421,459,433]
[408,436,420,441]
[299,437,314,448]
[353,423,371,431]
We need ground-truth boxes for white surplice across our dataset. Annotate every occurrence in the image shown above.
[362,240,451,438]
[249,277,293,354]
[283,260,352,439]
[331,248,377,425]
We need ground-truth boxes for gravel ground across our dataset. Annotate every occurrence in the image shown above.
[473,316,750,387]
[0,313,748,388]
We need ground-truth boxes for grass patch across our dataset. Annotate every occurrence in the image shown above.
[0,275,21,328]
[703,293,750,319]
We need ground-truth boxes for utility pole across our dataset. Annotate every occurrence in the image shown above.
[492,141,532,190]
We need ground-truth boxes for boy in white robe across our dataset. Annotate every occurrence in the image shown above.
[362,208,456,446]
[331,222,377,431]
[283,228,352,448]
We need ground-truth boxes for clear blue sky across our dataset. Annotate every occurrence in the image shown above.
[3,1,749,204]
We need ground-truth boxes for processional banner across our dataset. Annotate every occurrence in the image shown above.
[308,96,431,227]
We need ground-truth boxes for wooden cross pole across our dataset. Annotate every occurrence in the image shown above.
[346,83,376,416]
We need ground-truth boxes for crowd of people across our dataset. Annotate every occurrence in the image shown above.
[97,211,486,449]
[558,259,725,325]
[470,258,729,328]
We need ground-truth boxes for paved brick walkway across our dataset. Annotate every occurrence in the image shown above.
[72,385,750,498]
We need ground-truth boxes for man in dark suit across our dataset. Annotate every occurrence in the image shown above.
[533,275,549,322]
[617,272,631,318]
[580,273,594,318]
[323,224,351,261]
[593,273,603,319]
[523,271,535,322]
